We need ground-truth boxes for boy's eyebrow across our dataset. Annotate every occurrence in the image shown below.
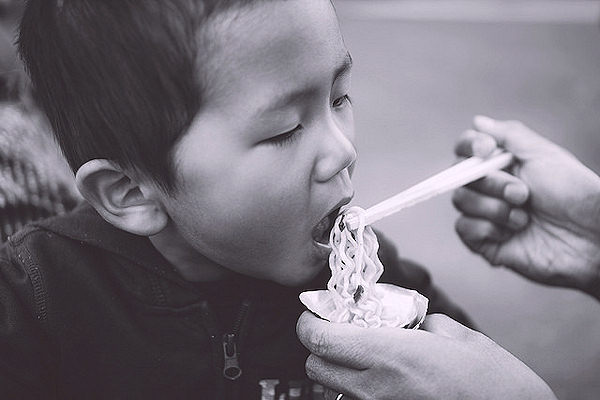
[258,51,353,115]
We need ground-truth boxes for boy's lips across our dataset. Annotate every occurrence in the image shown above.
[312,196,353,247]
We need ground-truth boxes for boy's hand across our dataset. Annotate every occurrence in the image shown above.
[453,116,600,299]
[296,312,557,400]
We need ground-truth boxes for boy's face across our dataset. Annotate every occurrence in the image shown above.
[162,0,356,286]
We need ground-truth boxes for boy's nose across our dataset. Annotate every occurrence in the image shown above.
[313,122,357,183]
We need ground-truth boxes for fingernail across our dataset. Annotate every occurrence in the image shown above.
[508,208,529,229]
[504,183,528,205]
[474,115,495,130]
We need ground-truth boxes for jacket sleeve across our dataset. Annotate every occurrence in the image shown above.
[0,243,56,398]
[376,232,475,329]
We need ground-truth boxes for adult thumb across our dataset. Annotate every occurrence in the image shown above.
[473,116,554,159]
[296,311,374,369]
[420,313,478,340]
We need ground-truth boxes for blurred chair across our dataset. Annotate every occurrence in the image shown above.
[0,102,81,242]
[0,0,80,242]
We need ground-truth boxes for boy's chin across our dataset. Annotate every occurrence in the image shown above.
[271,262,328,287]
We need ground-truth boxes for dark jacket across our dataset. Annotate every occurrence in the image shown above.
[0,204,471,399]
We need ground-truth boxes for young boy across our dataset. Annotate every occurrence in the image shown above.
[1,0,471,398]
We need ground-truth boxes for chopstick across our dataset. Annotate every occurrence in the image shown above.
[345,151,514,230]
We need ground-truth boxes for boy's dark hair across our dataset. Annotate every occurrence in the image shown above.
[18,0,262,191]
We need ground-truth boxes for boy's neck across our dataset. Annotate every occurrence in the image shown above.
[149,223,233,282]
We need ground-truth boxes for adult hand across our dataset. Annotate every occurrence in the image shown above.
[453,116,600,299]
[296,311,556,400]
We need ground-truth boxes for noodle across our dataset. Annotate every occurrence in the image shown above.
[326,206,388,327]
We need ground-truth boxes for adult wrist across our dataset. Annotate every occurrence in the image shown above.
[589,257,600,302]
[593,189,600,300]
[587,182,600,301]
[582,230,600,302]
[584,269,600,302]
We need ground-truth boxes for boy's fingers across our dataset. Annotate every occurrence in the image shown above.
[465,170,529,206]
[296,311,375,369]
[455,129,498,158]
[452,188,529,230]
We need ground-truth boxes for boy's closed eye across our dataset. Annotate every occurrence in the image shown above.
[267,124,303,147]
[264,93,352,147]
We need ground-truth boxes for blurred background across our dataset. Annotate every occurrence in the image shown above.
[335,1,600,399]
[1,0,598,398]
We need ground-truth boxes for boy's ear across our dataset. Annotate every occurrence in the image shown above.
[75,159,168,236]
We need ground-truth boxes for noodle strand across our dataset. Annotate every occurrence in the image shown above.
[327,206,387,327]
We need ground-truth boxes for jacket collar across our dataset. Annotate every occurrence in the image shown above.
[33,202,178,276]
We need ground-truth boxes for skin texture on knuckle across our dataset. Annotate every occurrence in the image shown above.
[307,327,332,358]
[297,313,331,356]
[304,354,321,381]
[296,312,311,344]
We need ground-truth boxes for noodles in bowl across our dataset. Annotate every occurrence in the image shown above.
[300,207,428,329]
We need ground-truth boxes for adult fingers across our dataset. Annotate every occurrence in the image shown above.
[296,311,377,369]
[305,354,364,400]
[455,129,498,158]
[323,387,354,400]
[455,215,513,246]
[473,116,552,158]
[453,188,529,230]
[464,170,529,206]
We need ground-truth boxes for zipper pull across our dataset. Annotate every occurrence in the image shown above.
[222,333,242,380]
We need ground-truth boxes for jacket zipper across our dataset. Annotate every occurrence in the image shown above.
[222,299,251,381]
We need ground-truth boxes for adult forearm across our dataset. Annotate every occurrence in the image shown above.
[588,192,600,301]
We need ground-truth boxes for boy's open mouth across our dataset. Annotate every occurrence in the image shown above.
[312,207,342,246]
